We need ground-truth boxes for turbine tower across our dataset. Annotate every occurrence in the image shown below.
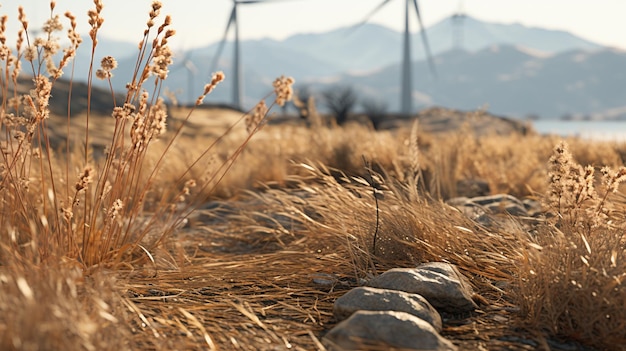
[355,0,436,115]
[172,51,198,104]
[210,0,282,110]
[452,0,467,50]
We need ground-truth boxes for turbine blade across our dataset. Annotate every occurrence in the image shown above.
[412,0,437,78]
[348,0,394,34]
[209,6,236,74]
[185,60,198,74]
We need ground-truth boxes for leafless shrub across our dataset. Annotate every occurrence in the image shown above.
[362,98,388,129]
[322,85,358,125]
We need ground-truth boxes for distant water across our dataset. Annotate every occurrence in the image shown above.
[532,120,626,142]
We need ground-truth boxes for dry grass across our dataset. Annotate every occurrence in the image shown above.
[513,141,626,349]
[0,260,130,350]
[1,1,626,351]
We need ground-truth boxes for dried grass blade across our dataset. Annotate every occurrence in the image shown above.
[307,330,327,351]
[179,308,217,350]
[16,276,34,300]
[122,298,160,338]
[230,301,269,332]
[229,301,282,345]
[138,244,157,276]
[580,233,592,255]
[299,163,316,172]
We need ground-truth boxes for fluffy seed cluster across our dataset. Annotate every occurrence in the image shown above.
[547,141,626,228]
[149,98,168,137]
[107,199,124,220]
[130,92,149,149]
[150,44,173,80]
[245,100,269,134]
[96,55,117,80]
[21,8,64,77]
[75,166,94,192]
[178,179,196,202]
[0,15,8,59]
[58,11,82,74]
[23,42,36,63]
[272,76,295,107]
[601,166,626,194]
[146,12,175,81]
[547,141,596,211]
[130,92,169,150]
[88,0,104,43]
[61,206,73,222]
[18,3,82,78]
[35,36,62,76]
[196,71,225,105]
[30,75,52,121]
[42,14,63,33]
[64,11,81,46]
[146,1,162,29]
[112,103,135,120]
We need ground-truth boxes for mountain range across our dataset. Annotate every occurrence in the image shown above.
[44,15,624,119]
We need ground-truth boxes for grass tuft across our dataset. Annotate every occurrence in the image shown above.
[1,1,626,350]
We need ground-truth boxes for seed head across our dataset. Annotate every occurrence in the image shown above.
[245,100,269,134]
[197,71,225,105]
[42,14,63,34]
[272,76,295,107]
[75,166,94,192]
[108,199,124,220]
[100,55,117,71]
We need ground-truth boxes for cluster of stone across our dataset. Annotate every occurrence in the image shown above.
[446,193,542,228]
[322,262,477,351]
[319,175,547,350]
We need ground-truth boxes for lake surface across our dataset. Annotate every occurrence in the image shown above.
[532,120,626,142]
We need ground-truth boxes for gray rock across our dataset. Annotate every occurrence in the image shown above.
[456,178,490,198]
[445,197,471,208]
[470,194,528,216]
[368,263,478,313]
[485,202,528,216]
[333,286,442,331]
[447,197,488,221]
[470,194,524,207]
[522,198,542,216]
[323,310,457,351]
[447,194,532,226]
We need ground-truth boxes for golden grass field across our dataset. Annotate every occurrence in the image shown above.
[2,2,626,350]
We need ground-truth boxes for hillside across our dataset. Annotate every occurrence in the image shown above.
[33,15,617,118]
[332,45,626,119]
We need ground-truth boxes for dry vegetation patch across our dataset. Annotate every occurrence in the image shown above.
[2,1,626,350]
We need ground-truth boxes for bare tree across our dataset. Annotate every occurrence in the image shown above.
[322,85,358,125]
[362,99,388,129]
[292,85,323,128]
[293,85,313,119]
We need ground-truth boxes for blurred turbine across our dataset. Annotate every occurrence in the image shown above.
[353,0,437,115]
[210,0,289,109]
[172,51,198,104]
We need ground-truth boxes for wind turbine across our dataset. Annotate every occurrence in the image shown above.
[354,0,437,115]
[452,0,467,50]
[172,51,198,104]
[210,0,283,110]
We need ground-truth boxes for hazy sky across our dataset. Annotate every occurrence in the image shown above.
[3,0,626,50]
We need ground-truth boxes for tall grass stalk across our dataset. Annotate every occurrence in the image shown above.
[0,0,293,269]
[514,141,626,348]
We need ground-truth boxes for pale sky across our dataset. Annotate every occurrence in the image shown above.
[2,0,626,50]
